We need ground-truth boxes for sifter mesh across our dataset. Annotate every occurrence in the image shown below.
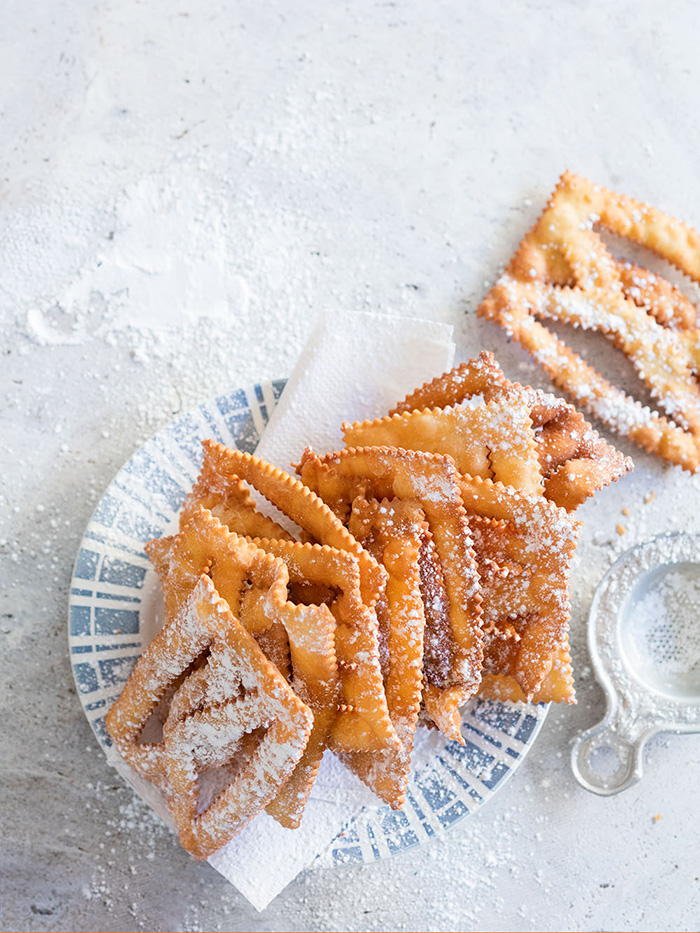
[622,563,700,697]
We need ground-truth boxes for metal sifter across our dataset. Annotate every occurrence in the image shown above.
[572,532,700,795]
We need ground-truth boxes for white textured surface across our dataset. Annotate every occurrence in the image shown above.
[2,1,700,931]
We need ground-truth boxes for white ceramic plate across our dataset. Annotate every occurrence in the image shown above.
[68,379,548,865]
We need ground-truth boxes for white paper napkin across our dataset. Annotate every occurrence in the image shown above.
[114,309,455,912]
[255,310,456,474]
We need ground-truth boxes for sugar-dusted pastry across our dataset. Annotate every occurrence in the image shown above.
[161,576,313,859]
[478,172,700,471]
[298,445,482,744]
[391,350,632,509]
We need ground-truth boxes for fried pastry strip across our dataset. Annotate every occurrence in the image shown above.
[459,478,581,702]
[347,497,427,755]
[240,544,339,827]
[392,351,510,414]
[181,468,294,541]
[108,527,290,784]
[343,396,543,497]
[391,350,631,509]
[255,537,407,811]
[257,537,407,806]
[199,441,387,607]
[479,642,575,704]
[415,531,470,739]
[146,508,289,637]
[519,385,633,511]
[263,591,338,827]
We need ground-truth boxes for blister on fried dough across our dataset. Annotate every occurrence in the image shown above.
[343,395,543,497]
[348,496,427,755]
[478,172,700,470]
[298,445,483,744]
[162,576,313,859]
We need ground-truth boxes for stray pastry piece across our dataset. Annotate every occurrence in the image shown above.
[343,395,543,497]
[478,172,700,471]
[348,497,427,754]
[162,576,313,859]
[461,479,581,702]
[391,350,632,510]
[298,445,482,743]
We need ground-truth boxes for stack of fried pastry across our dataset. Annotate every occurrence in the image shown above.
[106,351,631,859]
